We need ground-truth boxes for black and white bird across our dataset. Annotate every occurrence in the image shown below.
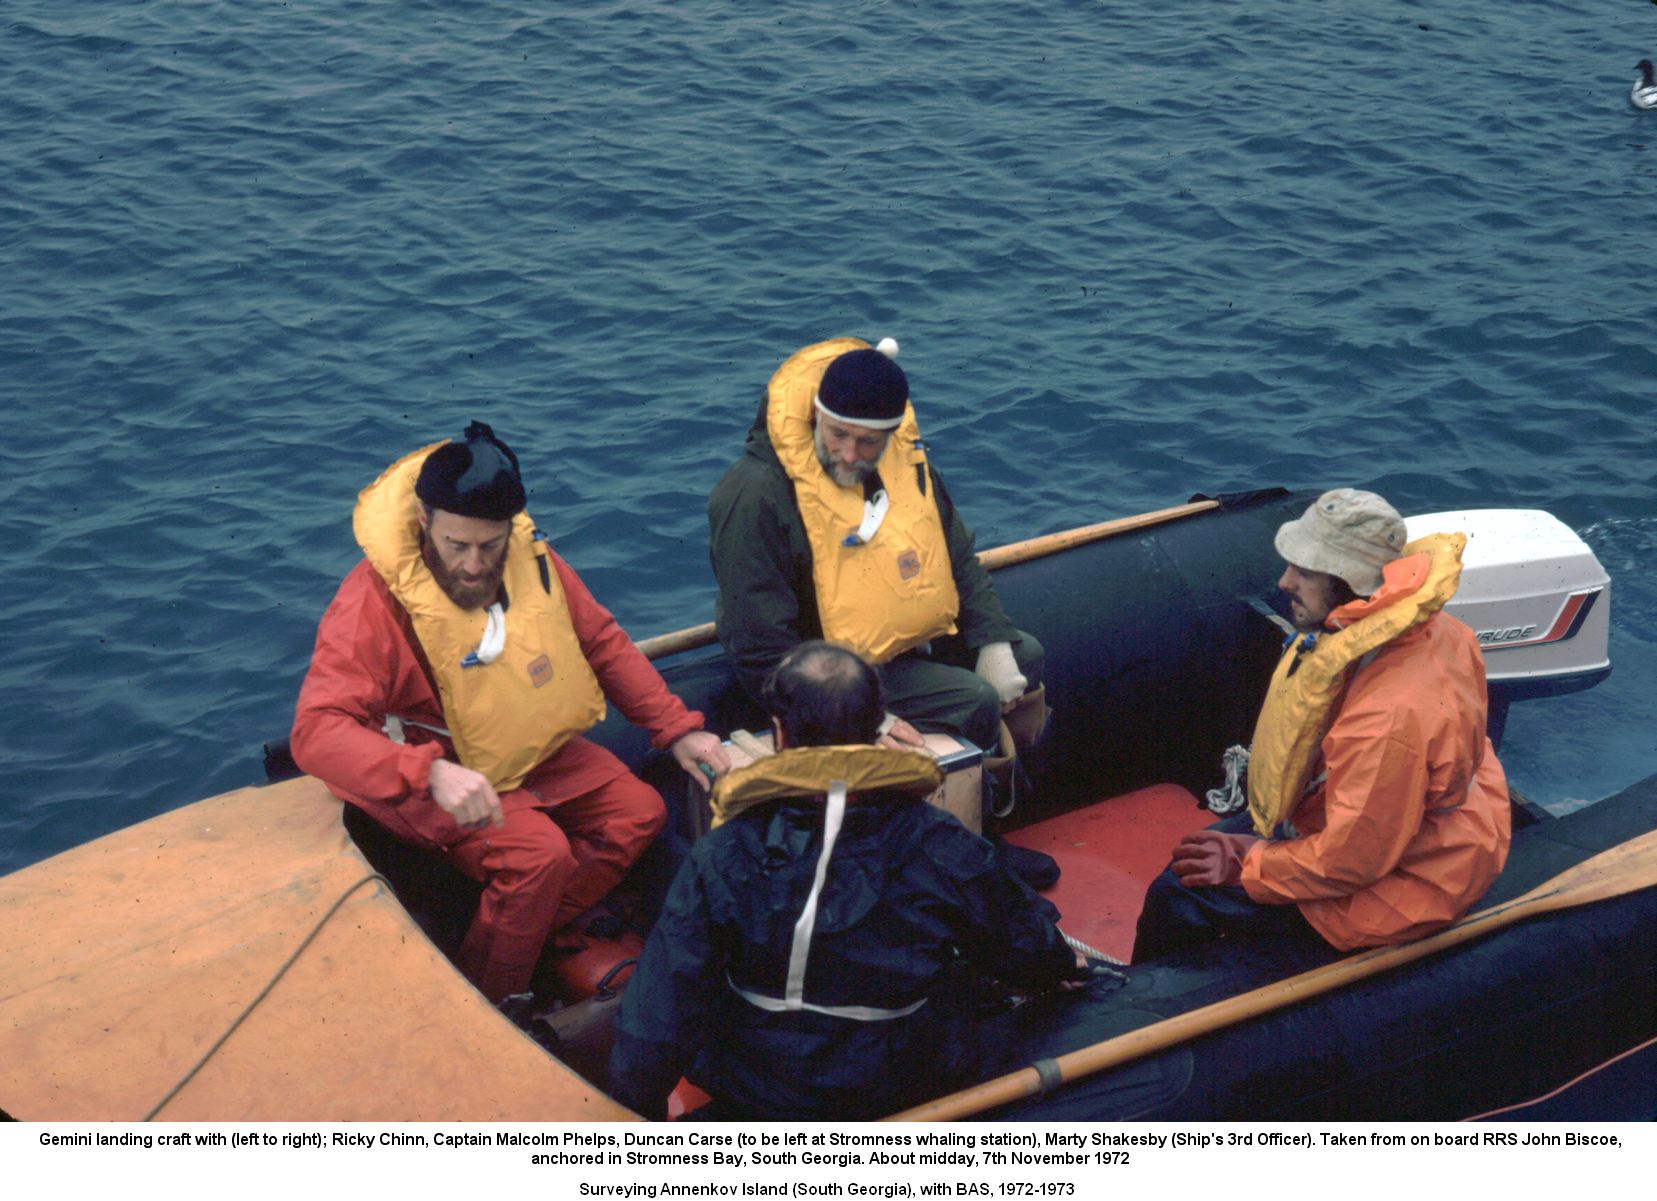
[1632,60,1657,111]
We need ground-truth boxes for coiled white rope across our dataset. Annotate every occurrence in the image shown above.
[1205,744,1251,815]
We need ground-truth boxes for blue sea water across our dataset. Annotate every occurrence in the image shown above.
[2,0,1653,875]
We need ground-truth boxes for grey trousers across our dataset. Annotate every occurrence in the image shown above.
[880,629,1044,753]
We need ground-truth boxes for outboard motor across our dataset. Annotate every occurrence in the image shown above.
[1405,509,1611,745]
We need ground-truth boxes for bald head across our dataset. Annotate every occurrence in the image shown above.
[762,641,885,747]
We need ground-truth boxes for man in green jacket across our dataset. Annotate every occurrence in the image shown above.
[707,336,1047,822]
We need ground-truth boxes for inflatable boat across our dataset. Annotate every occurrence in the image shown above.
[3,487,1652,1122]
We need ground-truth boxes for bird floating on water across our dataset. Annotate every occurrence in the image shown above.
[1633,60,1657,110]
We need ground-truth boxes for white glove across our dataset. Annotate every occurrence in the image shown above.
[974,642,1027,705]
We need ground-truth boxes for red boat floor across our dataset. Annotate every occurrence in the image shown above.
[1004,783,1214,964]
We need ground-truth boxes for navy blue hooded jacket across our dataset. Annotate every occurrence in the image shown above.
[609,792,1074,1120]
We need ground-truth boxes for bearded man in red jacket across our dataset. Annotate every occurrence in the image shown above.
[292,422,728,1003]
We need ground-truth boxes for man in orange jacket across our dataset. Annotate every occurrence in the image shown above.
[291,422,729,1004]
[1133,489,1510,959]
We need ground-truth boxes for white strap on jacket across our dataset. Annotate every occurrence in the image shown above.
[728,978,927,1021]
[728,779,928,1023]
[786,778,846,1000]
[460,602,506,667]
[842,488,890,547]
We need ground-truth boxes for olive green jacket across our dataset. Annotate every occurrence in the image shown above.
[707,396,1017,703]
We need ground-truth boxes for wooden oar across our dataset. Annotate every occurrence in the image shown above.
[975,500,1217,571]
[884,827,1657,1122]
[632,499,1219,661]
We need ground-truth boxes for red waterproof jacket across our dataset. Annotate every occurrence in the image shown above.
[291,551,702,848]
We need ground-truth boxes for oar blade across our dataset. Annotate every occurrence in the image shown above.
[1500,827,1657,915]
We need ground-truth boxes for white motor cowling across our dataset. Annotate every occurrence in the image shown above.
[1404,509,1611,698]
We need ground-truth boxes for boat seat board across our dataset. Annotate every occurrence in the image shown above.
[1003,783,1215,962]
[0,777,637,1121]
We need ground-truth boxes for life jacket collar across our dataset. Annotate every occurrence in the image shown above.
[710,744,943,829]
[1326,551,1432,629]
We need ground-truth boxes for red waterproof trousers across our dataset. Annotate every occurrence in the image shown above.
[446,738,664,1002]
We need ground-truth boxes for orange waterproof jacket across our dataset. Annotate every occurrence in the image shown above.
[1239,612,1510,950]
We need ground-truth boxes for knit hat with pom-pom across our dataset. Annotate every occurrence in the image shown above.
[815,338,907,430]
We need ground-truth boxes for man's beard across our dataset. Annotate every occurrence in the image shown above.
[422,538,506,610]
[815,435,878,488]
[1287,597,1323,632]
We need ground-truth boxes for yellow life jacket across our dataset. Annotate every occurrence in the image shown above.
[353,442,606,792]
[768,337,960,664]
[710,745,943,829]
[1246,532,1466,837]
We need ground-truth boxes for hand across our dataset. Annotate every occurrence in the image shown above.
[878,715,925,751]
[974,641,1028,705]
[428,758,504,830]
[1060,949,1091,992]
[1170,830,1260,889]
[671,730,730,792]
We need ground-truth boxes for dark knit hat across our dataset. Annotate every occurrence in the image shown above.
[414,420,526,521]
[815,338,908,430]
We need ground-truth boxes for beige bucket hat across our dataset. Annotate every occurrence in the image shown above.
[1274,488,1407,596]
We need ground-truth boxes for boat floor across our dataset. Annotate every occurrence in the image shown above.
[1005,783,1214,963]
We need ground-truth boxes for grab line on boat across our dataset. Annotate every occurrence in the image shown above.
[1458,1030,1657,1121]
[142,872,391,1121]
[1061,930,1126,968]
